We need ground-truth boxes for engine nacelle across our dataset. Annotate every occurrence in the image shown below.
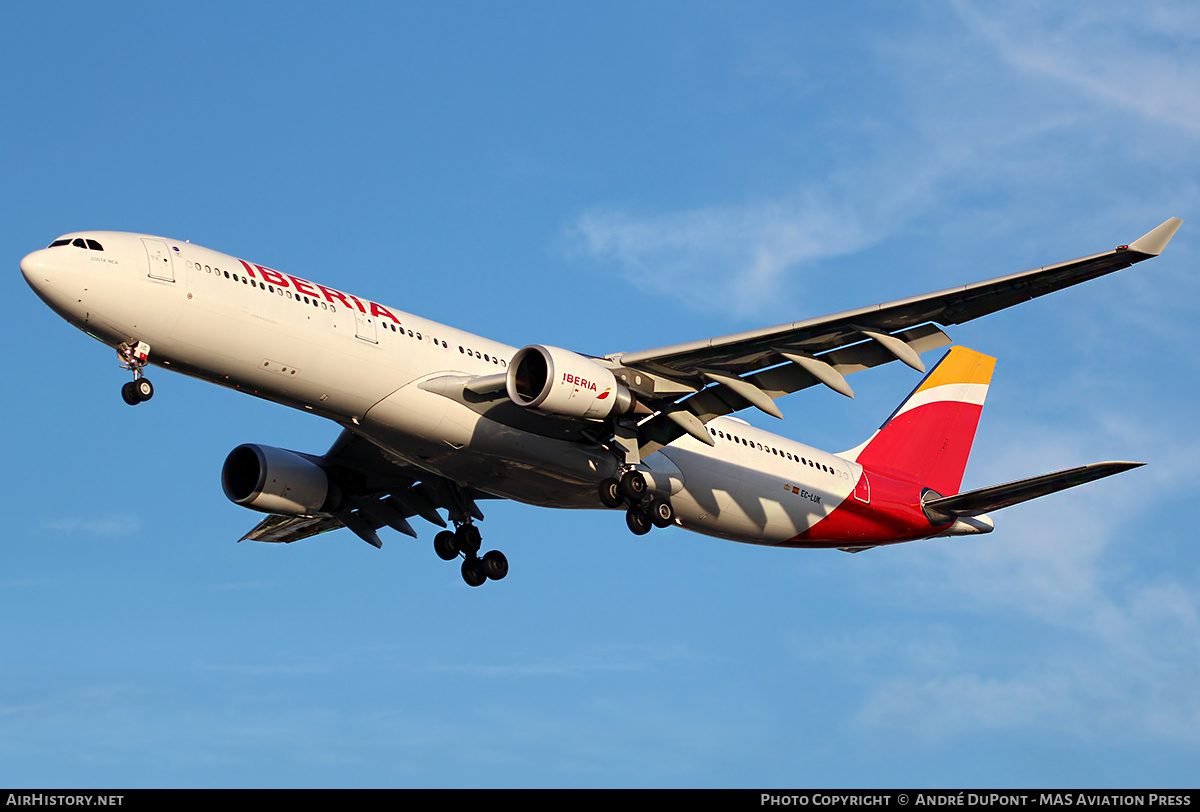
[221,444,337,516]
[506,344,635,419]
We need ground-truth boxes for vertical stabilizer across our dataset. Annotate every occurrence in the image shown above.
[847,347,996,495]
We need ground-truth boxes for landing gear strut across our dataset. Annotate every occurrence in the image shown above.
[117,340,154,405]
[599,470,676,537]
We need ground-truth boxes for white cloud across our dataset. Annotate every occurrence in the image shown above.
[572,198,873,318]
[0,577,61,589]
[843,412,1200,744]
[41,513,141,538]
[566,2,1200,319]
[951,0,1200,136]
[210,581,276,592]
[424,643,692,678]
[856,671,1078,741]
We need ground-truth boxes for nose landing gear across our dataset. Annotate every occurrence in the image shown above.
[117,340,154,405]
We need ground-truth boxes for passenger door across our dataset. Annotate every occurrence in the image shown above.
[142,238,174,282]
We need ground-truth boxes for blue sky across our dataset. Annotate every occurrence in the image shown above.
[2,0,1198,788]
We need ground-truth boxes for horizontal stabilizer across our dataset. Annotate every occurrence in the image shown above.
[922,460,1144,523]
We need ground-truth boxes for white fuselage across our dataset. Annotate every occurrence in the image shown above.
[22,232,862,546]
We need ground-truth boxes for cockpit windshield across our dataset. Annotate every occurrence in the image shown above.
[48,237,104,251]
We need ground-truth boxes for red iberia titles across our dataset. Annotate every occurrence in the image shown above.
[238,258,402,325]
[563,373,598,391]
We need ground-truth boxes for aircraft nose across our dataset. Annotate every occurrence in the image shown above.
[20,248,51,292]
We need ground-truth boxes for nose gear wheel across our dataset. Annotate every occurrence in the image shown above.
[117,340,154,405]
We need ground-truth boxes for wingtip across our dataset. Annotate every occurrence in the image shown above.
[1128,217,1182,256]
[1091,460,1146,476]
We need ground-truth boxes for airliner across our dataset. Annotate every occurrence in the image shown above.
[20,218,1181,586]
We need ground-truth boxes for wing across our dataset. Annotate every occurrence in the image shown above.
[617,218,1181,379]
[237,429,494,548]
[412,219,1179,457]
[613,218,1181,453]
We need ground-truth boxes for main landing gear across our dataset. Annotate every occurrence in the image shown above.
[117,340,154,406]
[598,469,675,536]
[433,523,508,587]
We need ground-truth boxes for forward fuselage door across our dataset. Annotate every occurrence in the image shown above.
[354,309,378,343]
[142,238,175,282]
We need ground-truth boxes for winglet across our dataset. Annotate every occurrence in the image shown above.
[1128,217,1182,256]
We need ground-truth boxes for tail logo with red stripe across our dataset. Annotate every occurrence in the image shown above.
[850,347,996,496]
